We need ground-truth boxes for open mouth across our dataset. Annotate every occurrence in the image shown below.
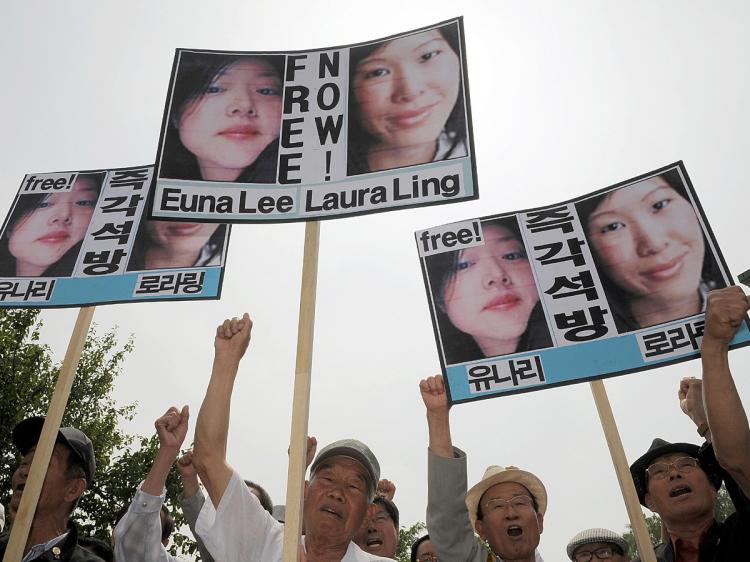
[366,538,384,548]
[669,485,692,498]
[320,506,342,519]
[507,525,523,537]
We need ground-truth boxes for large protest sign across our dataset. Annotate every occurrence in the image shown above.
[417,162,750,404]
[149,17,476,223]
[0,165,229,307]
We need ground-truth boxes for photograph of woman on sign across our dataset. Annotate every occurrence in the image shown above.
[126,220,227,271]
[425,217,552,364]
[576,168,727,333]
[159,52,285,183]
[347,23,468,175]
[0,173,104,277]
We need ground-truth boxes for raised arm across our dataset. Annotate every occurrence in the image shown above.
[193,313,252,507]
[422,374,487,561]
[420,374,453,458]
[700,287,750,495]
[114,406,189,562]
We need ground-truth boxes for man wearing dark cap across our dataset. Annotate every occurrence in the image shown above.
[565,528,629,562]
[420,374,544,562]
[192,313,394,561]
[629,287,750,561]
[354,496,400,558]
[1,417,103,561]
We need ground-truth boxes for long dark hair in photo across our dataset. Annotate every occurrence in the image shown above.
[425,216,552,364]
[159,52,285,183]
[576,168,727,333]
[0,173,105,277]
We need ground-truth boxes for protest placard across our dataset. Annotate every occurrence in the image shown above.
[149,17,476,223]
[0,165,229,307]
[416,162,750,403]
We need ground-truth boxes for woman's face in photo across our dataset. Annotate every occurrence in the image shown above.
[442,224,540,355]
[353,28,461,151]
[177,58,283,182]
[8,177,98,276]
[145,221,220,257]
[586,176,705,302]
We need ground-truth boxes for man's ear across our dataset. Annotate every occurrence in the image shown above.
[536,512,544,534]
[644,492,655,512]
[475,518,486,540]
[303,479,309,499]
[64,478,87,504]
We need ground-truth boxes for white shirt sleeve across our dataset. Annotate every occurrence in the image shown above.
[113,482,180,562]
[196,470,283,562]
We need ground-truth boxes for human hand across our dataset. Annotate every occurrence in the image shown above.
[377,479,396,501]
[679,377,707,428]
[704,287,750,345]
[306,436,317,470]
[419,375,449,414]
[155,405,189,452]
[214,313,252,363]
[177,450,197,480]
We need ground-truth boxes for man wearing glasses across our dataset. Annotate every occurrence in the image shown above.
[629,287,750,561]
[566,528,629,561]
[420,375,544,562]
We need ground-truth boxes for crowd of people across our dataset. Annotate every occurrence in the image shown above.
[1,286,748,562]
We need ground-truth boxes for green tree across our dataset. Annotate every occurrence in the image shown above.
[0,308,196,558]
[395,521,426,562]
[622,486,735,558]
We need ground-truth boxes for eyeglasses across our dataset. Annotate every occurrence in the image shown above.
[646,456,699,480]
[417,555,438,562]
[483,494,534,512]
[574,546,617,561]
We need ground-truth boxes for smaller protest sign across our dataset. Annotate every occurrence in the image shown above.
[0,165,229,307]
[149,17,477,223]
[416,162,750,403]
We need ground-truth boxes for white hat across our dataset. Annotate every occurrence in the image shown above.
[464,465,547,532]
[566,528,629,560]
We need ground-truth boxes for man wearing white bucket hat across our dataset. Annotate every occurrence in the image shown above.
[420,375,545,562]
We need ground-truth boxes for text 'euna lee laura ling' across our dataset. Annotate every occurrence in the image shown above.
[157,171,462,216]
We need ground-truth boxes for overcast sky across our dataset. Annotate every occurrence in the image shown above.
[2,1,750,559]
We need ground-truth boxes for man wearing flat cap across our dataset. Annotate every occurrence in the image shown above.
[420,374,544,562]
[629,287,750,562]
[192,313,394,561]
[566,528,629,562]
[0,416,103,561]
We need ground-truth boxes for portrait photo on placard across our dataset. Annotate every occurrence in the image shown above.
[424,215,552,365]
[159,52,286,184]
[347,22,469,176]
[0,172,105,278]
[575,168,728,334]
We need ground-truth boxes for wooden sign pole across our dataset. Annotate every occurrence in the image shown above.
[282,222,321,562]
[3,306,96,562]
[589,380,657,562]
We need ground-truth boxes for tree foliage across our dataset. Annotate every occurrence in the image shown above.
[623,486,736,558]
[395,521,426,562]
[0,308,195,558]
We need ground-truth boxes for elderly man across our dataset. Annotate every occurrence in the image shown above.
[629,287,750,561]
[0,417,103,561]
[565,529,629,562]
[354,496,400,558]
[192,313,393,562]
[421,375,544,562]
